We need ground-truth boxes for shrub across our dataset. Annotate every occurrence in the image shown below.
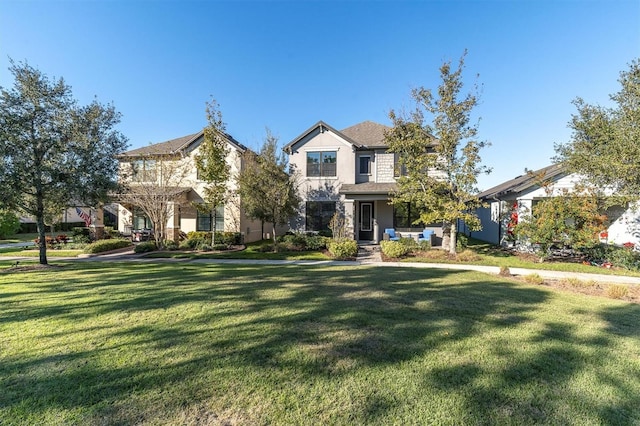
[164,240,179,251]
[523,273,544,285]
[380,240,409,258]
[328,240,358,259]
[0,210,20,239]
[456,249,480,262]
[607,284,629,299]
[84,238,131,254]
[276,233,328,251]
[185,231,242,249]
[178,240,193,250]
[134,241,157,253]
[499,266,511,276]
[72,227,92,244]
[456,233,469,250]
[581,243,640,271]
[415,240,431,252]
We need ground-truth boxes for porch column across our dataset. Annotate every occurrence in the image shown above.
[344,199,355,240]
[167,202,181,241]
[90,205,105,239]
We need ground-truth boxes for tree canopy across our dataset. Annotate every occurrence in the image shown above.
[385,51,490,253]
[0,60,127,264]
[237,130,300,248]
[195,99,231,246]
[555,59,640,201]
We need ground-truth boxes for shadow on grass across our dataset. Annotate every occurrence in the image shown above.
[1,262,639,424]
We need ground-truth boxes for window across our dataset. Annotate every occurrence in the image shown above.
[133,208,152,229]
[393,202,423,228]
[307,151,337,177]
[393,153,407,177]
[359,155,371,175]
[196,205,225,231]
[131,159,157,182]
[305,201,336,231]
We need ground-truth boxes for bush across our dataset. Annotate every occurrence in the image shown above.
[72,227,92,244]
[380,240,409,258]
[523,273,544,285]
[456,249,480,263]
[456,233,469,250]
[164,240,179,251]
[415,240,431,252]
[607,284,629,299]
[328,239,358,259]
[276,233,329,251]
[581,243,640,271]
[84,238,131,254]
[134,241,157,253]
[185,231,242,249]
[0,210,20,239]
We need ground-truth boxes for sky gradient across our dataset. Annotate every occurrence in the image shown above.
[1,0,638,190]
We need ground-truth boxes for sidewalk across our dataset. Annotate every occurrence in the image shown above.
[2,249,640,285]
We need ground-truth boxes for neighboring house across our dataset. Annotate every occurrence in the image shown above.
[284,120,443,243]
[468,164,640,247]
[114,130,263,243]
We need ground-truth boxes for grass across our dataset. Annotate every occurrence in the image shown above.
[145,240,331,261]
[0,246,83,257]
[1,261,639,424]
[405,240,640,277]
[0,231,70,244]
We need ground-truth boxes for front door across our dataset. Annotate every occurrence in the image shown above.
[359,202,374,241]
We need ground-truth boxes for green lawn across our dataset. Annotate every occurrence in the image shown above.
[403,240,640,277]
[0,247,83,257]
[0,232,69,244]
[1,262,638,424]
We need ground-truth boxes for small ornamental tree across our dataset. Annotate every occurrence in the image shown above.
[237,130,300,250]
[386,51,490,253]
[0,61,128,264]
[195,98,230,247]
[515,181,606,262]
[117,156,189,248]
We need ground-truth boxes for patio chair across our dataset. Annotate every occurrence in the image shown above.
[418,229,434,243]
[384,228,400,241]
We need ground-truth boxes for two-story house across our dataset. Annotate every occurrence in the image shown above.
[115,130,263,243]
[285,120,443,243]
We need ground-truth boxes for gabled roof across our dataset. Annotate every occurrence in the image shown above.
[118,130,247,158]
[478,163,568,200]
[340,121,391,149]
[284,120,392,153]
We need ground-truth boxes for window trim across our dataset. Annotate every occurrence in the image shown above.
[358,155,371,175]
[306,151,337,178]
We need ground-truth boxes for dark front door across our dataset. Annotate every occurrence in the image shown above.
[359,202,374,240]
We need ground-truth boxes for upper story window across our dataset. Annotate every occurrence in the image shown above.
[307,151,337,177]
[131,159,157,182]
[359,155,371,175]
[393,153,407,177]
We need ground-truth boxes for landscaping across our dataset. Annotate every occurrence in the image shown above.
[1,262,639,424]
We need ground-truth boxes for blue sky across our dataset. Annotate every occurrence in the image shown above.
[1,0,638,191]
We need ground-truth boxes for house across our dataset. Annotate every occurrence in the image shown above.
[114,130,263,243]
[284,120,443,243]
[469,164,640,247]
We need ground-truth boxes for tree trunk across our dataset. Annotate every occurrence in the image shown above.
[449,221,458,255]
[211,207,217,247]
[441,222,451,253]
[36,211,48,265]
[271,222,277,252]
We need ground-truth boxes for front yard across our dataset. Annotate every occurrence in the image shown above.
[1,262,638,424]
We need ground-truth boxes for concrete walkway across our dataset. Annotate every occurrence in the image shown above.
[3,248,640,285]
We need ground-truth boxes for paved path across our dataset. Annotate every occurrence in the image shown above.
[2,248,640,285]
[0,241,35,249]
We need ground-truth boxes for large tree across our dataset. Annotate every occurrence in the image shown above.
[195,98,230,247]
[385,51,490,253]
[0,61,127,264]
[237,130,300,249]
[555,59,640,202]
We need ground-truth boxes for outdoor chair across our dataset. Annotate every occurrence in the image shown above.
[384,228,400,241]
[418,229,434,243]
